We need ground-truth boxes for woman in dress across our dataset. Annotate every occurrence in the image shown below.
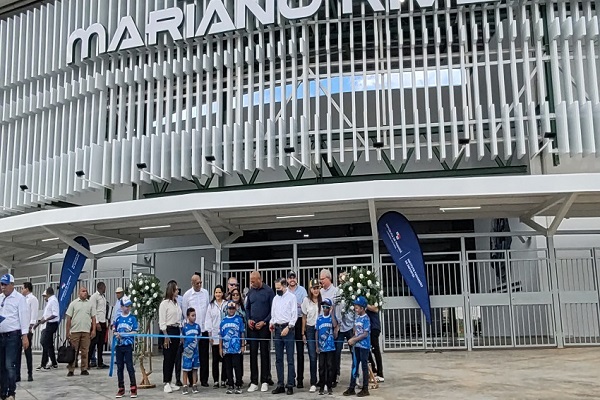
[205,285,226,388]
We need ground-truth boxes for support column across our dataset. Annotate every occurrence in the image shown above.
[546,235,564,348]
[293,243,298,272]
[460,237,473,351]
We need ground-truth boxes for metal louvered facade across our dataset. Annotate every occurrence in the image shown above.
[0,0,599,213]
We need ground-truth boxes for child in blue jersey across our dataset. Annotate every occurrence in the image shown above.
[220,301,246,395]
[343,296,371,397]
[112,296,138,398]
[316,298,338,395]
[181,307,201,395]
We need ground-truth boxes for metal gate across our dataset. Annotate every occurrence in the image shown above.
[556,249,600,345]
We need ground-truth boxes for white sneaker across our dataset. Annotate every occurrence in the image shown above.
[260,383,269,392]
[376,376,385,382]
[170,384,180,391]
[309,385,317,393]
[247,384,259,392]
[164,383,173,393]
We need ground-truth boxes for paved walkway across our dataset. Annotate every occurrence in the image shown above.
[12,348,600,399]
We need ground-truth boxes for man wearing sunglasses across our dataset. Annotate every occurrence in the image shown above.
[0,273,30,400]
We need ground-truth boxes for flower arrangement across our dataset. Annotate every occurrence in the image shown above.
[127,273,162,388]
[337,266,384,312]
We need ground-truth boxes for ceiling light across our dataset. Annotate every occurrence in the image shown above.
[440,206,482,212]
[42,237,59,242]
[276,214,315,219]
[296,229,302,233]
[303,234,310,238]
[139,224,172,230]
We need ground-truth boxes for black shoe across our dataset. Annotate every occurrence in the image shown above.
[67,371,74,377]
[52,364,59,369]
[89,362,97,368]
[272,386,286,394]
[213,383,220,389]
[328,389,334,395]
[286,387,293,395]
[357,388,370,397]
[97,364,109,370]
[297,381,304,389]
[27,375,33,382]
[319,388,325,395]
[81,370,90,376]
[331,382,338,388]
[267,379,275,386]
[176,381,184,387]
[343,388,356,396]
[201,382,210,387]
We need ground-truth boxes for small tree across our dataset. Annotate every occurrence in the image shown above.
[128,273,162,388]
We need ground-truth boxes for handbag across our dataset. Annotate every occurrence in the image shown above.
[57,339,76,364]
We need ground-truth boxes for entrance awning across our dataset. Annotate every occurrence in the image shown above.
[1,173,600,267]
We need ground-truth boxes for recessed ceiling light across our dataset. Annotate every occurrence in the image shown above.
[303,234,310,238]
[276,214,315,220]
[296,229,302,233]
[439,206,482,212]
[139,224,172,230]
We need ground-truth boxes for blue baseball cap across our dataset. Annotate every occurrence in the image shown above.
[120,296,132,307]
[321,298,333,307]
[0,274,14,285]
[353,296,368,308]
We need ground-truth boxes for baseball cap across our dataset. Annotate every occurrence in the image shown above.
[353,296,368,308]
[115,287,124,293]
[0,274,14,285]
[321,298,333,307]
[227,301,236,309]
[287,271,297,279]
[120,296,133,307]
[310,279,320,288]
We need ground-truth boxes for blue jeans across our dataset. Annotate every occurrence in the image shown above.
[274,325,295,388]
[305,325,318,386]
[349,347,369,390]
[0,331,22,398]
[116,345,136,388]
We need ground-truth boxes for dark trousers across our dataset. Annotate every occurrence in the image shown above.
[17,331,33,380]
[116,345,136,388]
[335,329,354,377]
[199,331,209,384]
[223,353,243,387]
[211,344,225,383]
[368,329,383,378]
[175,343,182,383]
[305,325,318,386]
[318,351,336,390]
[248,325,271,385]
[274,325,295,389]
[163,326,181,384]
[40,322,59,367]
[0,331,22,398]
[293,318,304,384]
[348,347,369,390]
[88,322,107,366]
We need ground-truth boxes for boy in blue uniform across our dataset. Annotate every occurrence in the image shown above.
[181,307,201,395]
[112,296,138,398]
[343,296,371,397]
[220,301,246,394]
[316,298,338,395]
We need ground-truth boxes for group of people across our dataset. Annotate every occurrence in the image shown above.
[156,269,383,398]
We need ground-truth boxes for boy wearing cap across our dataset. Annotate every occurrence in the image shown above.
[343,296,370,397]
[220,301,246,394]
[112,296,138,398]
[181,307,201,395]
[315,298,337,395]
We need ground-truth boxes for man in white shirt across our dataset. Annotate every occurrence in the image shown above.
[35,287,60,370]
[182,272,210,386]
[89,281,108,369]
[0,273,30,400]
[270,277,298,395]
[319,269,338,304]
[20,282,38,382]
[112,287,125,322]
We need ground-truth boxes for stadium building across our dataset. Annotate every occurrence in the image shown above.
[1,0,600,351]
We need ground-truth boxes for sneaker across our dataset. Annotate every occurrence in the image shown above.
[357,388,370,397]
[226,386,234,394]
[116,388,126,398]
[35,365,44,371]
[319,388,325,395]
[182,385,189,395]
[67,371,74,377]
[81,370,90,376]
[309,385,317,393]
[130,385,138,398]
[192,385,199,393]
[343,388,356,396]
[41,366,51,372]
[164,383,173,393]
[213,382,220,389]
[171,384,181,391]
[375,376,384,383]
[221,381,227,388]
[247,384,259,392]
[328,389,334,395]
[261,383,269,392]
[52,364,59,369]
[235,386,242,394]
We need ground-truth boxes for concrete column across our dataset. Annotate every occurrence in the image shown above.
[546,235,564,348]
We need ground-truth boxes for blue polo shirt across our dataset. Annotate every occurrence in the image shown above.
[246,284,275,324]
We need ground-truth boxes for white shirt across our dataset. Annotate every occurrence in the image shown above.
[204,300,226,344]
[301,297,319,326]
[25,293,39,326]
[90,291,107,323]
[270,290,298,326]
[182,287,210,331]
[159,299,182,331]
[113,298,122,322]
[42,295,60,323]
[320,284,338,304]
[0,289,30,334]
